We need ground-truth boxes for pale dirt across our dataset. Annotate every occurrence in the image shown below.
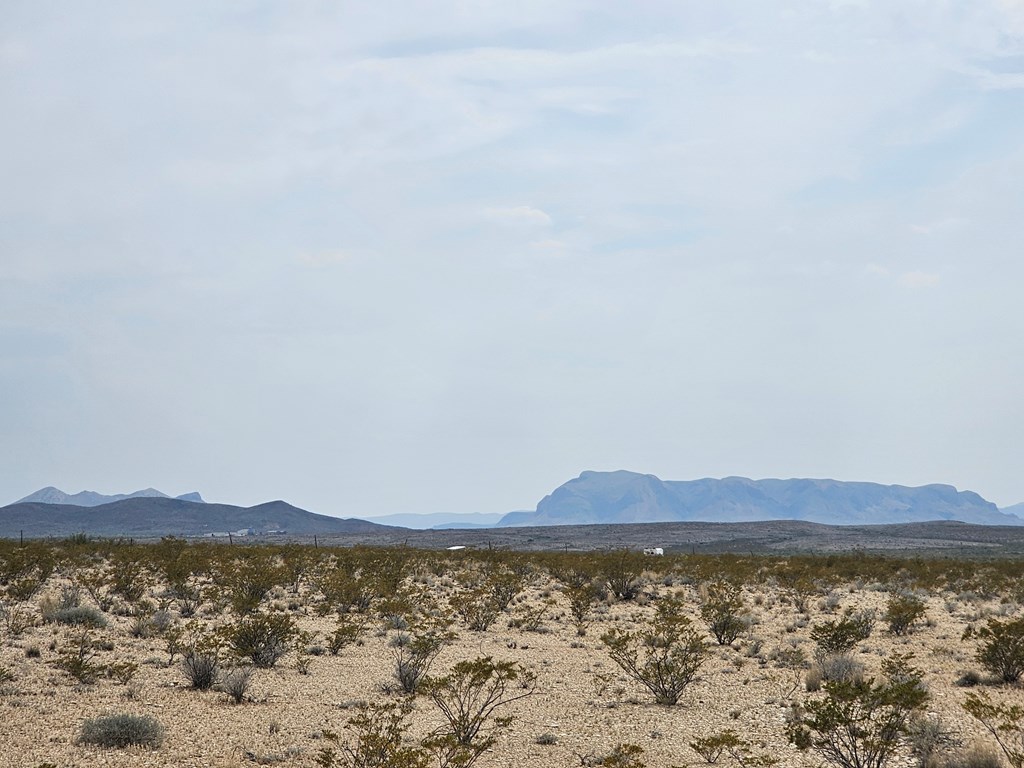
[2,572,1023,768]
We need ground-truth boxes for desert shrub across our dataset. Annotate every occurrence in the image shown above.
[421,657,536,768]
[955,671,983,687]
[787,655,929,768]
[391,619,455,694]
[225,612,297,668]
[0,545,55,601]
[451,588,501,632]
[315,701,428,768]
[690,730,776,766]
[601,743,646,768]
[601,596,708,705]
[810,612,874,663]
[172,619,223,688]
[42,601,107,628]
[939,745,1005,768]
[217,666,253,704]
[976,617,1024,683]
[76,566,115,612]
[78,713,164,749]
[0,600,36,636]
[566,581,600,635]
[906,714,959,768]
[806,666,823,693]
[129,609,172,638]
[108,552,150,603]
[818,653,866,684]
[183,652,219,690]
[603,550,644,601]
[316,569,375,615]
[508,600,553,632]
[700,581,747,646]
[963,691,1024,768]
[218,553,285,615]
[54,630,103,683]
[328,615,365,655]
[885,593,927,636]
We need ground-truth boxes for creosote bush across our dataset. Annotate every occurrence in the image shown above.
[975,616,1024,683]
[316,701,428,768]
[810,612,874,663]
[884,593,927,636]
[421,656,536,768]
[601,595,708,705]
[78,713,164,749]
[699,581,747,646]
[225,612,297,668]
[963,691,1024,768]
[787,655,928,768]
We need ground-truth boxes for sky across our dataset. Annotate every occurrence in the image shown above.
[1,1,1023,517]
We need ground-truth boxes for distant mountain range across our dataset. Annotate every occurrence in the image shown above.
[1002,502,1024,519]
[0,497,394,538]
[360,512,510,530]
[497,471,1024,528]
[15,486,205,506]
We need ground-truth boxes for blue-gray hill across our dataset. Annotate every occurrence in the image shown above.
[0,497,394,538]
[15,486,205,506]
[497,471,1023,527]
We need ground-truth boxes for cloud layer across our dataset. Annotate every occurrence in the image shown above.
[2,1,1022,512]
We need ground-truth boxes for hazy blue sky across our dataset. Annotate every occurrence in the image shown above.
[2,1,1022,516]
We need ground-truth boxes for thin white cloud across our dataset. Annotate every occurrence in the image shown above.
[900,271,942,288]
[482,206,552,226]
[910,217,970,235]
[294,251,352,268]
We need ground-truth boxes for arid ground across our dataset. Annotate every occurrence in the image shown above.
[2,541,1023,768]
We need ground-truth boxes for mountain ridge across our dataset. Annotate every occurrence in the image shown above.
[498,471,1022,527]
[0,496,394,538]
[15,486,205,506]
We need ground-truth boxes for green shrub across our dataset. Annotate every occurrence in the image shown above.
[451,588,501,632]
[699,581,747,646]
[315,701,428,768]
[810,612,874,662]
[963,691,1024,768]
[976,617,1024,683]
[78,713,164,749]
[224,613,296,668]
[601,743,646,768]
[787,655,928,768]
[884,593,926,636]
[690,730,777,766]
[421,657,536,768]
[601,596,708,705]
[390,618,455,694]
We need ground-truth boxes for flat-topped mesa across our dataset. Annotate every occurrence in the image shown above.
[498,471,1021,528]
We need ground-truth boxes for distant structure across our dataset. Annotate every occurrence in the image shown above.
[643,547,664,556]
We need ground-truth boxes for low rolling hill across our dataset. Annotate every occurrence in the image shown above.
[0,497,394,539]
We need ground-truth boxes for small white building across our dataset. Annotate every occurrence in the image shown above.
[643,547,664,556]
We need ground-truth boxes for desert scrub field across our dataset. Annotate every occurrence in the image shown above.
[3,539,1024,767]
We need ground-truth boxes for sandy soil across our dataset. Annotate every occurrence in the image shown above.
[2,568,1023,768]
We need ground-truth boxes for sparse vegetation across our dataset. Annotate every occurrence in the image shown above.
[4,537,1024,766]
[78,713,164,749]
[601,595,708,705]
